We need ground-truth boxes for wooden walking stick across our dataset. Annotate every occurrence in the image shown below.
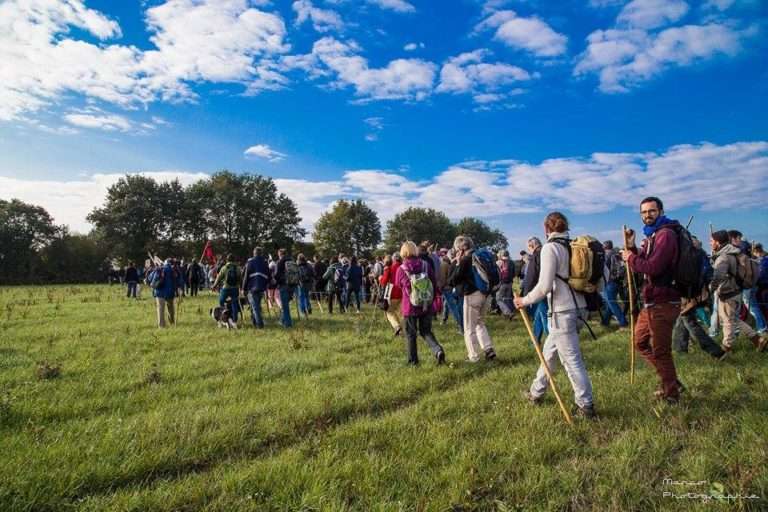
[623,225,635,385]
[516,299,573,425]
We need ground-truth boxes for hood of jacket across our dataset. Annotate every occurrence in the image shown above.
[401,257,428,274]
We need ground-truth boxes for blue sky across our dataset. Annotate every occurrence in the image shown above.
[1,0,767,251]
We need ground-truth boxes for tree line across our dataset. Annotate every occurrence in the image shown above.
[0,172,508,284]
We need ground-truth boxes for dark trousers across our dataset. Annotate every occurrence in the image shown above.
[672,310,724,358]
[404,314,443,364]
[190,282,199,296]
[328,289,344,313]
[346,287,362,311]
[126,281,137,298]
[635,303,680,398]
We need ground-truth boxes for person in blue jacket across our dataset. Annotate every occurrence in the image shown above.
[242,247,270,328]
[149,259,178,327]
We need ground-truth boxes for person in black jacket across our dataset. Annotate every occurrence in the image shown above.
[188,258,203,296]
[448,235,496,362]
[242,247,270,328]
[125,262,139,299]
[521,237,547,342]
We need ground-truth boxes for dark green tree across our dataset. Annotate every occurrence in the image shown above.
[313,199,381,257]
[38,230,109,283]
[0,199,60,283]
[87,175,164,262]
[189,171,305,256]
[383,207,455,252]
[454,217,508,252]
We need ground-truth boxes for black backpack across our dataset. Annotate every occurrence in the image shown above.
[225,264,238,287]
[659,224,704,299]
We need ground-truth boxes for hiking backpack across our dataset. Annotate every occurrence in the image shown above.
[657,224,705,299]
[149,268,165,290]
[298,263,313,285]
[284,260,300,286]
[607,252,625,284]
[471,248,501,294]
[406,261,434,309]
[225,265,238,287]
[732,253,760,290]
[552,236,605,294]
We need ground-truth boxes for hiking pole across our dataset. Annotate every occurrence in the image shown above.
[623,225,635,385]
[685,216,694,230]
[516,300,572,425]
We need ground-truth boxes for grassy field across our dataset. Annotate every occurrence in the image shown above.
[0,284,766,511]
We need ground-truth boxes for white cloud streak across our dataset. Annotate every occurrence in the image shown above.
[474,10,568,57]
[244,144,287,162]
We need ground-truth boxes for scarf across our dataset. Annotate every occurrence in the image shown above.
[642,215,673,237]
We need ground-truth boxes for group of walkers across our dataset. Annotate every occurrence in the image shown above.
[133,194,768,419]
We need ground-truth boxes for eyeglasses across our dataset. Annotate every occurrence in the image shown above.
[640,209,658,216]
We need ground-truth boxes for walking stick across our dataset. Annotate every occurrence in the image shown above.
[623,225,635,385]
[517,301,573,425]
[685,216,694,230]
[314,292,325,314]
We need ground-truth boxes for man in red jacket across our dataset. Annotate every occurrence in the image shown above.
[620,196,683,404]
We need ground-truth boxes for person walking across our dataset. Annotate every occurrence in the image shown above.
[620,197,684,404]
[242,247,269,328]
[125,261,139,299]
[212,254,242,323]
[380,253,404,336]
[345,256,364,313]
[514,212,596,419]
[600,241,629,328]
[522,237,548,343]
[496,250,515,319]
[188,258,203,297]
[449,236,496,362]
[297,253,314,317]
[323,256,343,314]
[710,230,767,353]
[149,259,177,328]
[396,241,446,365]
[274,248,297,328]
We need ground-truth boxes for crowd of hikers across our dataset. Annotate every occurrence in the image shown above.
[125,196,767,419]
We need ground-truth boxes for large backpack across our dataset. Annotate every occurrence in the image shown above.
[225,264,238,287]
[471,248,501,294]
[658,224,705,299]
[298,263,313,285]
[283,260,300,287]
[405,261,434,309]
[607,252,625,284]
[733,253,759,290]
[553,236,604,294]
[149,268,165,289]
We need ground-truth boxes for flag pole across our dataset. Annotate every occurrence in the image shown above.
[623,225,636,385]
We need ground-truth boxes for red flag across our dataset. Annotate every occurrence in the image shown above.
[201,241,215,264]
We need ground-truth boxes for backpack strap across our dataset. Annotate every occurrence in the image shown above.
[548,238,597,341]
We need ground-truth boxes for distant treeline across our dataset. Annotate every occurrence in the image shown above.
[1,171,508,285]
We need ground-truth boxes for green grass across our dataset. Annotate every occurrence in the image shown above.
[0,285,766,511]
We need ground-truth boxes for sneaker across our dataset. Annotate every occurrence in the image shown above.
[654,379,686,398]
[573,404,597,420]
[522,390,541,405]
[484,348,497,361]
[436,350,446,365]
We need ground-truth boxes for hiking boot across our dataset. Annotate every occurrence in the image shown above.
[654,379,686,398]
[522,390,541,405]
[436,350,446,365]
[573,404,597,420]
[484,348,497,361]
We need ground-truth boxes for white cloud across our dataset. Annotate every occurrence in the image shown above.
[475,10,567,57]
[403,42,425,51]
[244,144,287,162]
[0,0,289,122]
[575,23,747,92]
[304,37,436,102]
[64,112,133,132]
[366,0,416,13]
[436,49,533,106]
[292,0,344,33]
[5,142,763,235]
[617,0,689,30]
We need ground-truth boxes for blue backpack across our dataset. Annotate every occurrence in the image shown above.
[471,248,500,294]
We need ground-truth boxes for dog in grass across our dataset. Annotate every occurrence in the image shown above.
[210,306,237,329]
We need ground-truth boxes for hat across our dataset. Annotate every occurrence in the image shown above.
[711,230,729,245]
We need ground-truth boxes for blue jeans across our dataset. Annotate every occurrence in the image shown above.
[297,285,311,315]
[744,287,766,333]
[219,287,239,322]
[531,301,549,343]
[279,286,293,327]
[442,288,463,332]
[248,290,264,328]
[601,281,628,327]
